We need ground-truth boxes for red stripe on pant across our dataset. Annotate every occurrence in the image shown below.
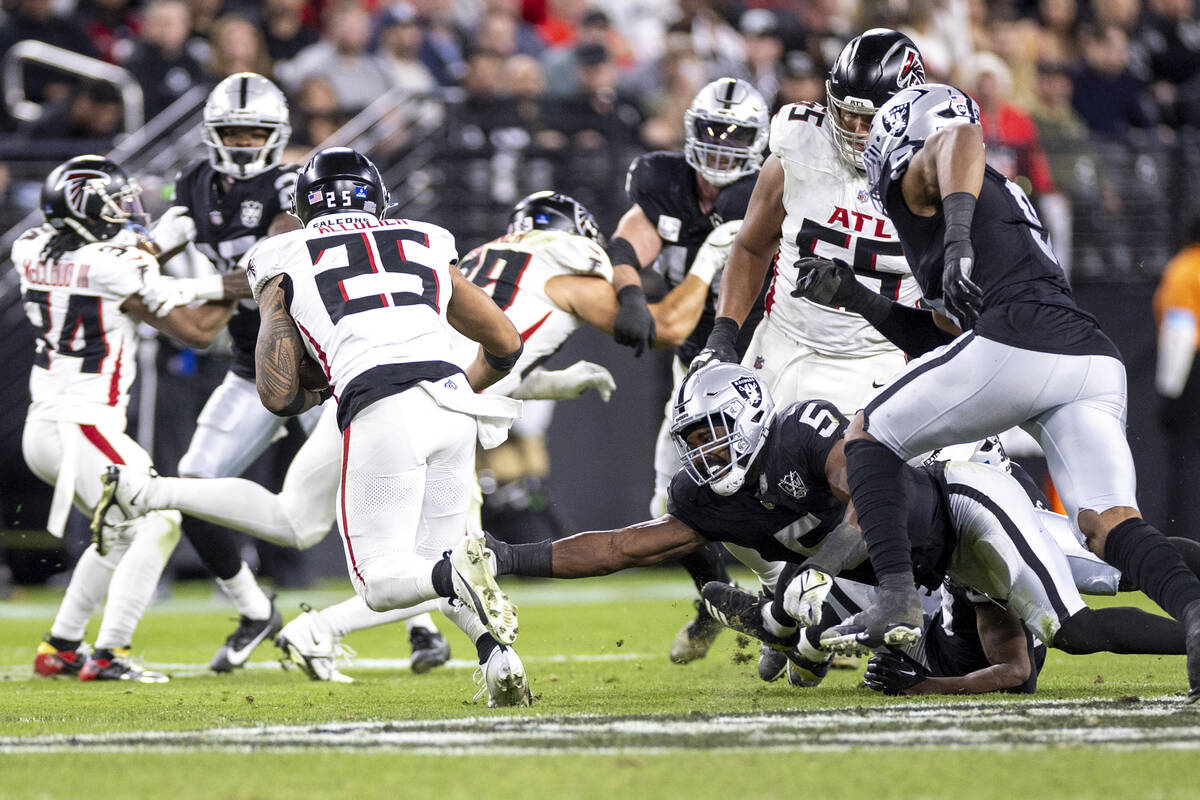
[339,425,366,585]
[79,425,125,465]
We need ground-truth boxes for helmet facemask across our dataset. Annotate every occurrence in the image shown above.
[826,81,877,171]
[203,73,292,179]
[683,78,769,187]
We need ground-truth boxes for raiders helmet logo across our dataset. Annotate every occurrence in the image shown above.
[56,170,108,218]
[731,376,762,407]
[896,47,925,88]
[240,200,264,228]
[881,102,910,136]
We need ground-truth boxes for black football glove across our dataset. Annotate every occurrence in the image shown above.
[687,317,739,376]
[863,651,930,695]
[792,257,869,310]
[613,284,656,356]
[942,238,982,329]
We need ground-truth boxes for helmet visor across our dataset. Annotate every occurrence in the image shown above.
[692,117,759,149]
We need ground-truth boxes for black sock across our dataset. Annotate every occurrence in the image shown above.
[47,636,80,652]
[1053,607,1185,655]
[844,438,911,579]
[1104,518,1200,619]
[679,541,730,594]
[486,533,553,577]
[430,557,453,598]
[474,632,500,663]
[181,518,242,580]
[768,598,797,630]
[1169,537,1200,578]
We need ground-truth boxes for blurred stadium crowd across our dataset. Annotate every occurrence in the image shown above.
[3,0,1200,591]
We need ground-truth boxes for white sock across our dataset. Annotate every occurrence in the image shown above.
[95,512,181,650]
[762,603,797,639]
[405,612,439,634]
[214,562,272,620]
[798,628,829,662]
[155,477,300,548]
[441,597,487,643]
[49,541,128,643]
[317,594,437,640]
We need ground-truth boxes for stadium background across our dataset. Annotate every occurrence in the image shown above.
[1,0,1198,590]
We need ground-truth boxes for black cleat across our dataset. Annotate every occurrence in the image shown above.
[700,582,799,650]
[758,644,788,681]
[409,626,451,674]
[211,597,283,673]
[1184,599,1200,704]
[670,600,725,664]
[785,649,833,687]
[819,581,924,656]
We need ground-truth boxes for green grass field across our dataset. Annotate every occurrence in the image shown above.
[2,569,1198,799]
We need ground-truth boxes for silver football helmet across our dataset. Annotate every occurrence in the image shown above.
[683,78,770,187]
[670,363,775,496]
[863,83,980,206]
[203,72,292,179]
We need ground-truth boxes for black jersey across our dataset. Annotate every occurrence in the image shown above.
[880,164,1119,359]
[172,161,299,379]
[625,151,768,362]
[668,399,849,562]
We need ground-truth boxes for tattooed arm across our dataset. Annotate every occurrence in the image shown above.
[254,274,327,416]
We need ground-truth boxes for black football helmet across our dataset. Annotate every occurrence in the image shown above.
[41,155,147,241]
[826,28,925,169]
[508,190,604,246]
[292,147,390,225]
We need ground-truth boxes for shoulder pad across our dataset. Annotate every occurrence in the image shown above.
[770,103,835,165]
[626,151,684,203]
[246,232,301,303]
[536,230,613,279]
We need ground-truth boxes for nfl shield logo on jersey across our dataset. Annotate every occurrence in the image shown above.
[209,209,224,226]
[779,470,808,499]
[657,215,682,242]
[240,200,263,228]
[731,376,762,407]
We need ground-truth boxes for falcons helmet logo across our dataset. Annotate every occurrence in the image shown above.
[56,170,109,219]
[896,47,925,88]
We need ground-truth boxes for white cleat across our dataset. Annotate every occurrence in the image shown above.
[473,644,532,708]
[275,606,355,683]
[90,466,153,555]
[449,537,519,645]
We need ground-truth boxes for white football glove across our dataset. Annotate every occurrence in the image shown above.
[150,206,197,255]
[140,275,225,318]
[510,361,617,402]
[782,568,833,627]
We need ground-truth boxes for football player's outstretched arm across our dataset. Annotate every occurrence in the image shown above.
[714,154,785,327]
[549,515,707,578]
[909,604,1032,695]
[447,266,523,391]
[608,204,663,293]
[253,274,328,416]
[121,293,235,349]
[545,273,705,349]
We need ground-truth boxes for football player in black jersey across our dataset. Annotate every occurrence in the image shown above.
[602,76,774,664]
[482,363,1195,693]
[801,83,1200,702]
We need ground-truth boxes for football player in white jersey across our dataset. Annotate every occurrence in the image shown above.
[690,29,928,679]
[98,190,718,694]
[17,155,242,682]
[247,147,534,704]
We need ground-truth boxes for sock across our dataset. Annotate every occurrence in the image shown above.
[430,557,453,597]
[798,628,827,662]
[679,541,731,594]
[1053,607,1185,655]
[440,596,487,642]
[47,635,80,652]
[1169,537,1200,577]
[95,512,180,650]
[763,601,797,637]
[49,541,126,642]
[487,535,553,577]
[406,612,439,634]
[474,632,500,663]
[320,596,440,640]
[844,438,912,579]
[214,562,272,620]
[1104,518,1200,619]
[182,517,243,580]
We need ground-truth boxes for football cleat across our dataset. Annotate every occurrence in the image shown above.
[409,626,450,674]
[669,601,725,664]
[34,636,88,678]
[757,643,788,681]
[700,582,799,650]
[819,582,924,656]
[211,596,284,672]
[1184,599,1200,704]
[90,465,156,555]
[785,649,833,688]
[448,536,519,645]
[473,644,532,708]
[275,605,355,683]
[79,648,168,683]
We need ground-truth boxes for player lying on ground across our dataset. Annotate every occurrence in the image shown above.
[481,364,1195,696]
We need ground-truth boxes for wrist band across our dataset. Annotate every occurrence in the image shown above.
[606,237,642,273]
[484,341,523,372]
[942,191,977,243]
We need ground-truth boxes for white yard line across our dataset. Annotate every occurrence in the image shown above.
[2,698,1197,755]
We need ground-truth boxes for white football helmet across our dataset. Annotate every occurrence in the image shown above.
[670,363,775,496]
[863,83,980,206]
[203,72,292,179]
[683,78,770,187]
